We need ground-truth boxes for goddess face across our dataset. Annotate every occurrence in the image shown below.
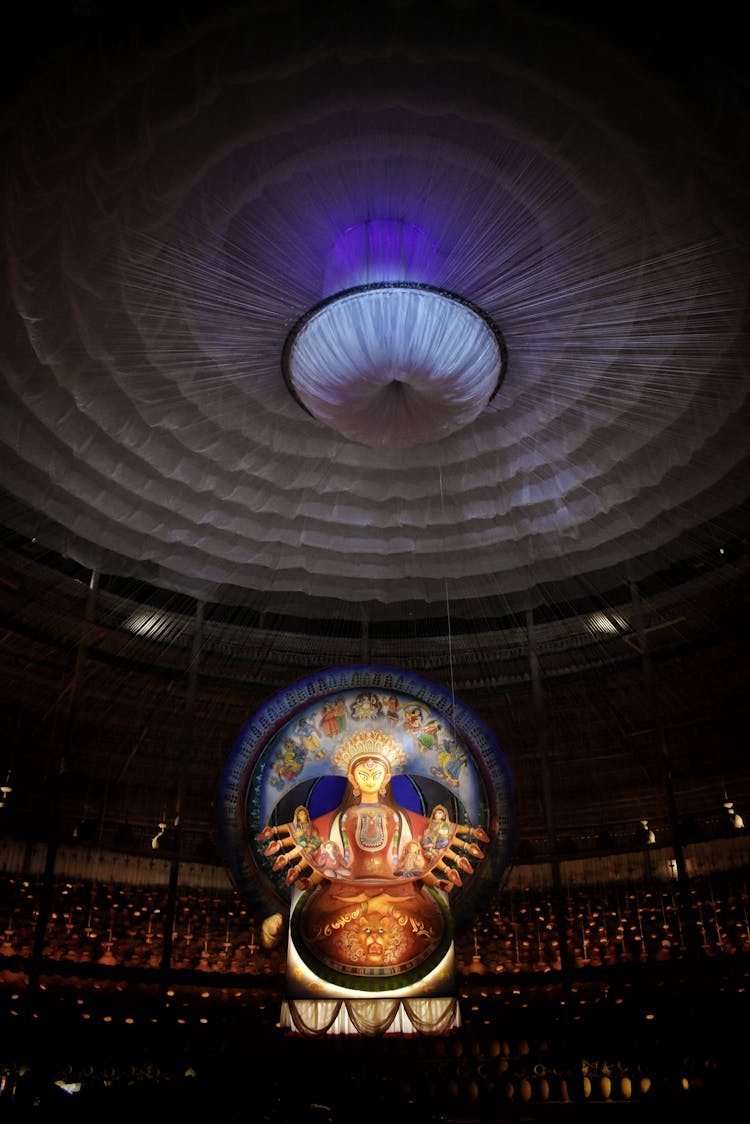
[349,755,390,798]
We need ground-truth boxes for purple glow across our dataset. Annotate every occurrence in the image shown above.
[322,219,441,297]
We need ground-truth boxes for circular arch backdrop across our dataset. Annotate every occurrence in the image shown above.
[219,663,516,929]
[0,1,747,624]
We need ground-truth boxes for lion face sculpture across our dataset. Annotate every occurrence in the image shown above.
[339,910,407,965]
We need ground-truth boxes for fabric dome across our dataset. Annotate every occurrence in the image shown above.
[0,2,747,616]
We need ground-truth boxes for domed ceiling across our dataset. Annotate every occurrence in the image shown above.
[0,1,747,624]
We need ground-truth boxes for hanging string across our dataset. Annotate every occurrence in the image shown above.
[439,465,458,745]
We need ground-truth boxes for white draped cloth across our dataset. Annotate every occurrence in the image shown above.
[279,996,460,1037]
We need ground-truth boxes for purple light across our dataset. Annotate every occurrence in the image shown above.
[322,219,442,297]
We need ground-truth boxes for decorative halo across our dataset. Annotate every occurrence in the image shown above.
[331,729,408,773]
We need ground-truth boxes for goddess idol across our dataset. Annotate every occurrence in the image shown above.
[258,728,489,994]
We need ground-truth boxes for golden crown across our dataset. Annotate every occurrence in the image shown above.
[331,729,407,773]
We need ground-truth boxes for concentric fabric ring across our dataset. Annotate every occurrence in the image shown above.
[0,4,747,611]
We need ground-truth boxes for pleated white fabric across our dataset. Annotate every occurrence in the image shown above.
[279,996,460,1036]
[284,285,504,447]
[0,5,746,610]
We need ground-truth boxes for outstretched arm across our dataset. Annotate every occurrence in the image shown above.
[257,820,349,887]
[257,822,319,886]
[420,821,490,889]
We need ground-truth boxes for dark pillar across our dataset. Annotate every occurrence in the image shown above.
[30,568,100,987]
[629,579,700,962]
[526,608,575,978]
[160,598,204,992]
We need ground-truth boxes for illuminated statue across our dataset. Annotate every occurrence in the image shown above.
[220,667,515,1035]
[257,729,489,985]
[260,730,487,889]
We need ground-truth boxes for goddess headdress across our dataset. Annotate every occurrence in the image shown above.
[331,729,407,774]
